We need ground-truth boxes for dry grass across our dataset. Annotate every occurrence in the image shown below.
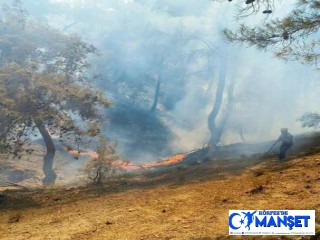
[0,153,320,239]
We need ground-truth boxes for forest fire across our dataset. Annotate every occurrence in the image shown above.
[66,147,186,171]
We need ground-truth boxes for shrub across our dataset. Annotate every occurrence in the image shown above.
[84,137,119,185]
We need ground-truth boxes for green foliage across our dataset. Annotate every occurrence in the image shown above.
[299,112,320,128]
[0,4,110,157]
[224,0,320,64]
[84,137,119,185]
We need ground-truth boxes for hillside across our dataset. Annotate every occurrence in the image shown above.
[0,150,319,240]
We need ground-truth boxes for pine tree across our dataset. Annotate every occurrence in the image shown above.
[0,3,110,185]
[224,0,320,65]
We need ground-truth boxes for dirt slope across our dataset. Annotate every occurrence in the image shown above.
[0,153,320,240]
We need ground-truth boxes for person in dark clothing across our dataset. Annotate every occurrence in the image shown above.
[278,128,293,160]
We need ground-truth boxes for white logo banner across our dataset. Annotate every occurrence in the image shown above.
[229,210,315,235]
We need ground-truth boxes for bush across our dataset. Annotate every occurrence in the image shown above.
[84,137,119,185]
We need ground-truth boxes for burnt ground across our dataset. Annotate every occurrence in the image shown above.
[0,134,320,239]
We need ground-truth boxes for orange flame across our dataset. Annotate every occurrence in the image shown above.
[115,160,143,170]
[66,147,186,171]
[142,154,186,169]
[67,148,99,159]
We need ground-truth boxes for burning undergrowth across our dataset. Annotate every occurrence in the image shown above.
[3,132,320,188]
[0,139,189,188]
[63,135,189,185]
[68,146,187,173]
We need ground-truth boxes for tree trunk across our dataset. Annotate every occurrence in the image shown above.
[150,77,161,113]
[93,163,102,185]
[239,126,246,142]
[34,118,57,185]
[214,74,235,144]
[205,55,215,100]
[208,55,227,147]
